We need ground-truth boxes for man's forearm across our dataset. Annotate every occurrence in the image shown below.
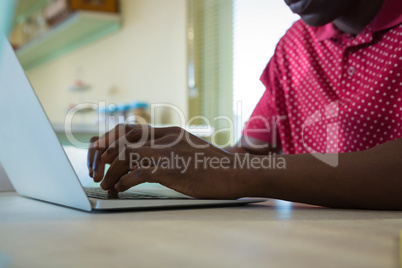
[239,139,402,210]
[224,146,249,154]
[224,136,282,155]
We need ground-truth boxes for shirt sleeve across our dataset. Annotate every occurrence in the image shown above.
[242,55,282,148]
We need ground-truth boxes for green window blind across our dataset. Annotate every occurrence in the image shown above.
[188,0,233,146]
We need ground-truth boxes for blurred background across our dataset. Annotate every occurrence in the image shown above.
[1,0,297,190]
[2,0,298,147]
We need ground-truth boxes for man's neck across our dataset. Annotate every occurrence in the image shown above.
[333,0,384,35]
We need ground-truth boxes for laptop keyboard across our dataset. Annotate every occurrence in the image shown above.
[84,187,189,200]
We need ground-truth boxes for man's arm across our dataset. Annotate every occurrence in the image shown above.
[241,138,402,210]
[88,125,402,210]
[224,136,282,155]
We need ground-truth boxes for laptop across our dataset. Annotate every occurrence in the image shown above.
[0,36,264,211]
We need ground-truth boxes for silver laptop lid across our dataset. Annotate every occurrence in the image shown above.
[0,35,91,211]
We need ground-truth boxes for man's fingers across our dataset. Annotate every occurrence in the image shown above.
[101,127,147,164]
[95,124,132,149]
[100,149,131,190]
[115,167,165,192]
[108,188,119,197]
[96,126,191,190]
[92,149,106,182]
[102,126,174,163]
[100,143,177,191]
[87,136,99,177]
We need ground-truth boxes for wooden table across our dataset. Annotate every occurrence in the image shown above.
[0,192,401,268]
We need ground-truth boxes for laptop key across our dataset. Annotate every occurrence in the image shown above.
[84,187,188,200]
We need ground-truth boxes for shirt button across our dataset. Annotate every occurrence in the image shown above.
[347,66,356,76]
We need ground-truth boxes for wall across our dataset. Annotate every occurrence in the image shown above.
[25,0,188,125]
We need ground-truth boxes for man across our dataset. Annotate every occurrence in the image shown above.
[88,0,402,210]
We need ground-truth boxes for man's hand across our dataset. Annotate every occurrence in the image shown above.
[87,124,243,199]
[87,124,402,209]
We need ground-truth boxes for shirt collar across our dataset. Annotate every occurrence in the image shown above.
[315,23,339,41]
[315,0,402,41]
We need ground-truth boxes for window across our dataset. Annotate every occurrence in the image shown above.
[188,0,233,146]
[233,0,298,141]
[189,0,298,145]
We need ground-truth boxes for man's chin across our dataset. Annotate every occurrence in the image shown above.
[300,14,334,27]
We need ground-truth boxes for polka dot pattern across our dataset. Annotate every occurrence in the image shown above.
[243,19,402,154]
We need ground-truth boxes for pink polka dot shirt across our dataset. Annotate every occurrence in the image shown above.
[243,0,402,154]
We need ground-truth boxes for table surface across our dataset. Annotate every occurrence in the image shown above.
[0,191,401,268]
